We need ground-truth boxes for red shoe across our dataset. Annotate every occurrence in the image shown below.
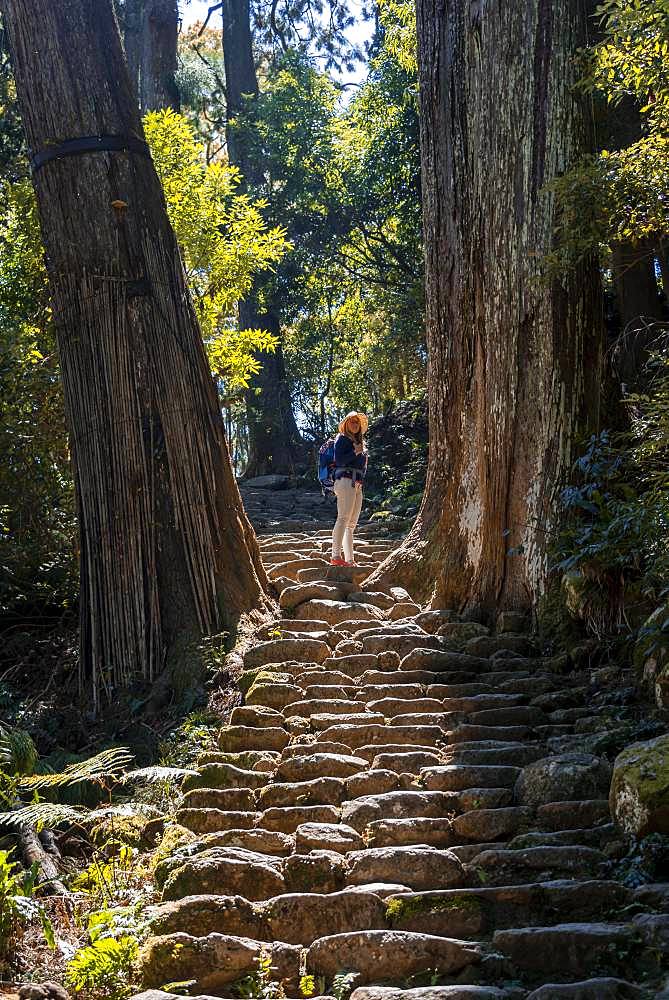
[330,557,346,566]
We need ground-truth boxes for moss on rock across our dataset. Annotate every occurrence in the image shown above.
[610,733,669,837]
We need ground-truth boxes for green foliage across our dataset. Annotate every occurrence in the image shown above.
[234,946,286,999]
[299,974,317,997]
[377,0,417,73]
[65,934,139,1000]
[70,846,136,906]
[144,108,287,392]
[554,406,669,633]
[0,849,55,961]
[331,972,357,1000]
[22,746,134,792]
[0,177,76,619]
[0,723,38,776]
[549,0,669,264]
[158,710,220,769]
[243,46,423,430]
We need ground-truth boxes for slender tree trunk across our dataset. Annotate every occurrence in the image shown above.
[1,0,269,707]
[602,98,663,390]
[369,0,603,618]
[240,304,306,476]
[124,0,180,113]
[610,237,663,389]
[222,0,304,477]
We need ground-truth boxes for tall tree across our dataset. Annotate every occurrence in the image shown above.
[0,0,269,706]
[221,0,305,477]
[370,0,604,617]
[123,0,180,112]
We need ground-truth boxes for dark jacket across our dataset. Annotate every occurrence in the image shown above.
[334,433,367,481]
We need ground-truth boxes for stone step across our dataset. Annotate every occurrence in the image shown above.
[347,769,413,798]
[218,726,290,753]
[366,697,449,716]
[161,846,285,901]
[384,880,631,938]
[311,711,387,730]
[283,698,371,718]
[350,988,525,1000]
[181,787,256,811]
[421,765,521,791]
[259,804,342,833]
[230,705,286,729]
[275,752,368,781]
[357,743,445,764]
[295,821,365,854]
[492,922,640,977]
[439,694,528,713]
[446,724,533,744]
[365,817,456,849]
[264,888,388,944]
[243,637,331,668]
[457,788,514,810]
[469,845,608,884]
[138,932,301,993]
[524,980,650,999]
[451,807,533,842]
[346,846,466,891]
[316,722,447,750]
[256,776,347,809]
[372,750,444,773]
[443,743,547,767]
[175,808,260,834]
[307,930,481,982]
[341,790,458,831]
[183,762,272,791]
[536,799,611,831]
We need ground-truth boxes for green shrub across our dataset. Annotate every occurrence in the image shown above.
[65,936,139,999]
[0,849,54,963]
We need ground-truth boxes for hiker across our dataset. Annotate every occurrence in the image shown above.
[331,410,368,566]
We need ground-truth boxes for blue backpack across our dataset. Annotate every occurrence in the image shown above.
[318,437,336,494]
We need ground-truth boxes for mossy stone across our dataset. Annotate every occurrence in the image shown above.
[610,733,669,837]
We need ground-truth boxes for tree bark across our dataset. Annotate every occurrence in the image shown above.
[610,237,663,389]
[222,0,305,477]
[369,0,603,618]
[124,0,180,113]
[1,0,269,707]
[601,97,663,390]
[241,305,307,477]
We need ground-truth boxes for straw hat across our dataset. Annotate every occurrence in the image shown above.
[339,410,369,435]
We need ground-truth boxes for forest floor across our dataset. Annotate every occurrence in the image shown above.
[5,480,669,998]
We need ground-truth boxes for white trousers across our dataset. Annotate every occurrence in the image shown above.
[332,478,363,563]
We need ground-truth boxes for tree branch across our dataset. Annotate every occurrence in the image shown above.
[198,1,223,35]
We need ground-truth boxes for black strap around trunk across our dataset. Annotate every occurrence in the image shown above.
[30,135,152,174]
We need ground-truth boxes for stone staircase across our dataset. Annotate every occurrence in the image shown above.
[134,487,669,1000]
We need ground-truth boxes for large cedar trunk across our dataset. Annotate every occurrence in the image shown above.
[124,0,180,112]
[370,0,603,617]
[222,0,305,477]
[1,0,269,706]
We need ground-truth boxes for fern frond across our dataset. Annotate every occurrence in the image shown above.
[0,724,39,776]
[123,766,198,784]
[20,747,135,790]
[89,803,161,820]
[0,802,89,828]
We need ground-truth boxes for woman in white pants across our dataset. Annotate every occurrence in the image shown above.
[331,411,368,566]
